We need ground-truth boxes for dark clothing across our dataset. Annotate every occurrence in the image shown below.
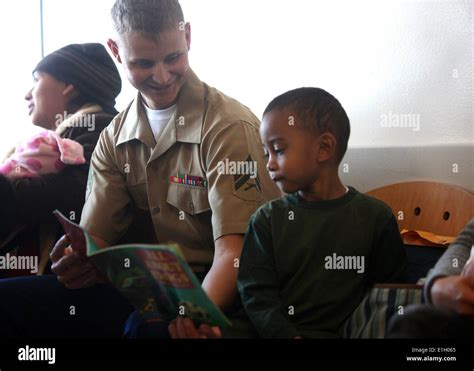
[0,112,114,245]
[123,271,259,339]
[387,304,474,338]
[387,219,474,338]
[124,271,209,339]
[123,309,258,339]
[124,310,172,339]
[238,187,407,338]
[0,275,133,337]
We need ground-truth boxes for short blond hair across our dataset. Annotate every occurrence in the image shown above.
[111,0,184,38]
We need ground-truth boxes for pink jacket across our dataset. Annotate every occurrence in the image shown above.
[0,130,85,179]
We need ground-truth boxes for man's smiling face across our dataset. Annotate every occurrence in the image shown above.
[109,23,191,110]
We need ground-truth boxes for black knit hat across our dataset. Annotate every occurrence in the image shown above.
[34,43,122,114]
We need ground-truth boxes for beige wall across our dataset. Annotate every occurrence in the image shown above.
[340,144,473,192]
[2,0,472,188]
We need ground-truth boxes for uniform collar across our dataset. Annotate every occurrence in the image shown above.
[116,69,204,148]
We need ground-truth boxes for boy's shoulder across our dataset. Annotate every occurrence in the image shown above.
[351,189,394,219]
[253,189,394,219]
[356,190,392,213]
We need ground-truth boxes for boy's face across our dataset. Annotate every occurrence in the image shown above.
[260,108,321,194]
[108,23,191,110]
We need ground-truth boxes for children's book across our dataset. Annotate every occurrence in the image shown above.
[53,210,231,328]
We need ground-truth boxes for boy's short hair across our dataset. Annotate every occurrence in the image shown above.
[263,87,351,163]
[111,0,184,38]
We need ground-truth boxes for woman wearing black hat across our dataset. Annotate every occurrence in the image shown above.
[0,43,122,275]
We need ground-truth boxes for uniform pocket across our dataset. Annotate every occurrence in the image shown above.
[166,183,211,215]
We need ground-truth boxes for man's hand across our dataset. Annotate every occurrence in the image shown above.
[431,275,474,316]
[167,234,243,339]
[50,234,106,289]
[168,317,222,339]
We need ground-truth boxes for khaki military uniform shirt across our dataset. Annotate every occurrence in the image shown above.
[81,70,280,270]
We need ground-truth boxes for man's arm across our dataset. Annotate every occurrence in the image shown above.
[169,234,243,339]
[80,127,134,244]
[170,211,299,339]
[201,234,243,310]
[52,127,133,290]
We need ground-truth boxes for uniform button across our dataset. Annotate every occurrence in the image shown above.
[152,207,161,214]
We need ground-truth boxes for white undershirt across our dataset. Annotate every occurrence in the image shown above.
[144,103,177,142]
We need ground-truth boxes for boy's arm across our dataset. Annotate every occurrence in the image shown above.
[237,211,300,338]
[372,215,408,283]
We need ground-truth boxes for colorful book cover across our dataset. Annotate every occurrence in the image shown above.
[53,210,231,328]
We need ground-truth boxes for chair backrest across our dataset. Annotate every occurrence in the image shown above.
[367,181,473,237]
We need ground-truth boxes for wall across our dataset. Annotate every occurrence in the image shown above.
[1,0,472,189]
[183,0,473,148]
[340,144,473,192]
[0,0,42,157]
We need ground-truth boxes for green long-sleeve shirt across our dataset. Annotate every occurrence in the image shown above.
[237,187,407,338]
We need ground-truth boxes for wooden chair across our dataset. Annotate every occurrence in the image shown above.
[367,181,473,238]
[346,181,473,337]
[367,181,473,289]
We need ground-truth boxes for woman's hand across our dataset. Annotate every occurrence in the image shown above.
[431,275,474,316]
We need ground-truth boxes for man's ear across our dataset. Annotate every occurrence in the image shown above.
[107,38,122,64]
[316,132,337,162]
[184,22,191,51]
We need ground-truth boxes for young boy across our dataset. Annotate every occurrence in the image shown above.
[237,88,407,338]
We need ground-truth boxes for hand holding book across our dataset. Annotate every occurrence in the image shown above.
[49,233,105,289]
[53,210,231,328]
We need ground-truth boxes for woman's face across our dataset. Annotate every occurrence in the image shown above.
[25,72,70,130]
